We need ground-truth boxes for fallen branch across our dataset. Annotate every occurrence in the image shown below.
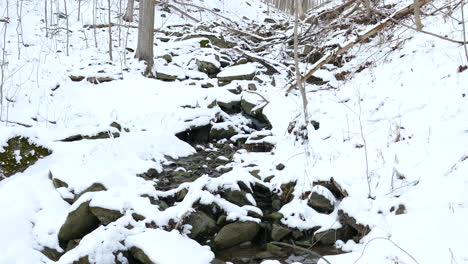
[83,23,177,35]
[167,4,200,23]
[270,242,332,264]
[233,47,281,74]
[172,0,235,24]
[286,0,431,93]
[0,119,33,127]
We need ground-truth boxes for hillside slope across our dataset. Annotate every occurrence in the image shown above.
[0,0,467,264]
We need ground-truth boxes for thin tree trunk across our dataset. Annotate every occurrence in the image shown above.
[64,0,69,56]
[44,0,48,37]
[108,0,113,61]
[294,0,309,124]
[78,0,81,21]
[414,0,423,30]
[123,0,134,22]
[135,0,155,75]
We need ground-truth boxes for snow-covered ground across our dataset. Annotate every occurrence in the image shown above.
[0,0,467,263]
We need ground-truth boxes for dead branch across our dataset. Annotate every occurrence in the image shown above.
[171,0,235,24]
[0,119,33,127]
[167,4,200,23]
[287,0,431,93]
[233,47,281,74]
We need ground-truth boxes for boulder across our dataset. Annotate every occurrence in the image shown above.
[129,247,154,264]
[213,221,260,250]
[182,34,235,48]
[221,189,252,207]
[308,185,336,214]
[196,56,221,76]
[184,211,217,242]
[240,95,271,129]
[58,201,100,244]
[73,183,107,202]
[89,206,123,225]
[155,64,186,81]
[271,224,291,241]
[217,63,257,85]
[0,136,51,179]
[210,123,238,140]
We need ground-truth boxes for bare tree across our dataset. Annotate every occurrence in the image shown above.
[108,0,113,61]
[293,0,309,124]
[414,0,423,30]
[123,0,134,22]
[135,0,155,75]
[64,0,69,56]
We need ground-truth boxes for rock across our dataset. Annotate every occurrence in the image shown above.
[110,122,122,132]
[201,82,215,88]
[271,199,281,211]
[213,221,260,250]
[210,123,238,140]
[221,189,252,206]
[275,163,285,170]
[266,243,282,254]
[308,185,336,214]
[160,54,172,63]
[155,64,186,81]
[271,224,291,241]
[247,83,257,91]
[217,99,241,113]
[0,136,51,179]
[216,215,227,226]
[129,246,154,264]
[338,210,371,241]
[217,63,257,85]
[254,251,274,260]
[185,211,217,242]
[196,56,221,76]
[264,18,276,23]
[60,131,120,142]
[41,247,63,261]
[58,201,100,244]
[89,206,123,225]
[182,34,235,48]
[74,183,107,202]
[313,178,348,199]
[240,96,271,128]
[313,228,348,246]
[267,212,284,221]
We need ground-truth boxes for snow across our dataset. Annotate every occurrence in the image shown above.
[0,0,467,263]
[125,229,214,264]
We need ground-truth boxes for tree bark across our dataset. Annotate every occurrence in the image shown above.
[135,0,155,75]
[123,0,134,22]
[414,0,423,30]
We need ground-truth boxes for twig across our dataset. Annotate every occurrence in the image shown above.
[353,237,420,264]
[172,0,234,24]
[269,242,332,264]
[244,91,270,103]
[167,4,200,23]
[286,0,432,93]
[461,0,468,64]
[444,154,468,176]
[373,8,468,45]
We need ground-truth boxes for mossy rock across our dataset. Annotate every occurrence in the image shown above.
[182,34,235,48]
[58,201,100,244]
[90,206,123,225]
[0,136,51,178]
[212,221,260,250]
[221,189,252,207]
[271,224,291,241]
[73,183,107,202]
[41,247,63,261]
[130,246,154,264]
[184,210,217,243]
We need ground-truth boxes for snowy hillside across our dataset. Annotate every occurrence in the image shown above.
[0,0,467,264]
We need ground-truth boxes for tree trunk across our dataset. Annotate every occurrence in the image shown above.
[294,0,309,124]
[123,0,134,22]
[135,0,155,75]
[414,0,423,30]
